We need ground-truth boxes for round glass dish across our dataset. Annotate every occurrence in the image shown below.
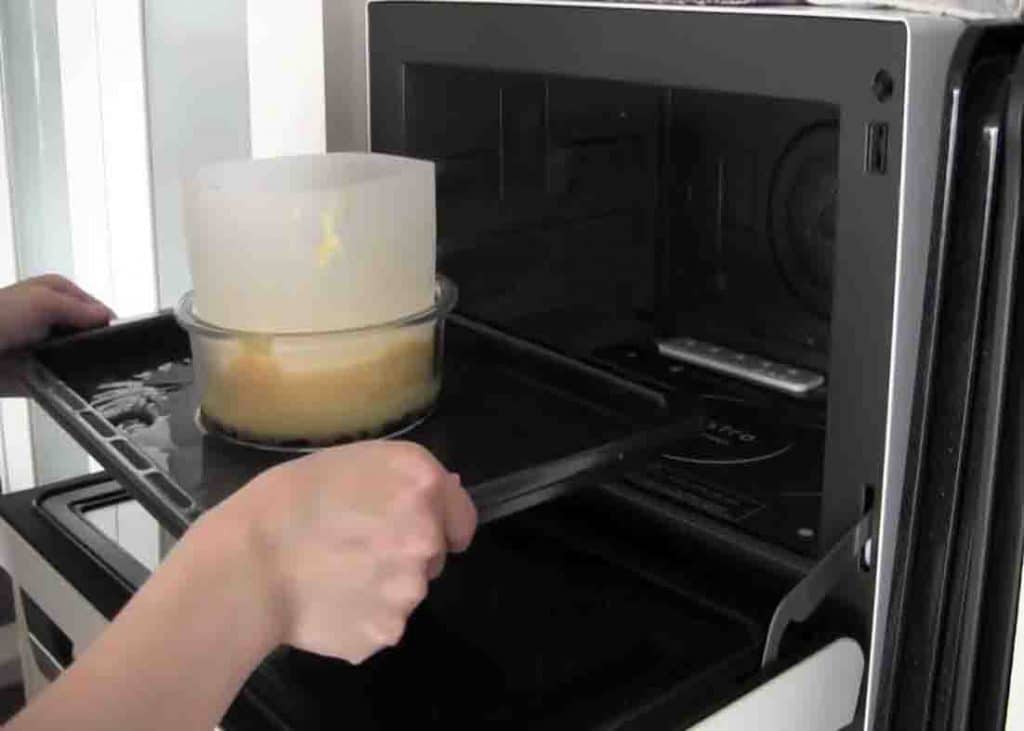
[175,276,457,451]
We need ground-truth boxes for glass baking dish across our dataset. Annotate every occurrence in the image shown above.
[175,276,457,449]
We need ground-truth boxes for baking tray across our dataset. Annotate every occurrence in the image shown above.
[25,313,702,535]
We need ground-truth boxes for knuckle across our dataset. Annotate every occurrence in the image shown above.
[34,273,63,287]
[405,475,440,502]
[394,476,444,516]
[349,648,373,665]
[28,290,56,317]
[391,442,444,480]
[403,575,429,606]
[25,285,47,304]
[381,571,429,616]
[400,537,435,561]
[405,519,444,551]
[372,617,406,647]
[346,636,377,665]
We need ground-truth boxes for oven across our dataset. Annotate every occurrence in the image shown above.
[359,3,959,724]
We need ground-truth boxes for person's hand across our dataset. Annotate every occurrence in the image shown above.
[3,442,474,731]
[208,440,477,664]
[0,274,114,352]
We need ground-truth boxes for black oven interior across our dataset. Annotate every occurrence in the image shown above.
[407,66,837,374]
[404,65,838,558]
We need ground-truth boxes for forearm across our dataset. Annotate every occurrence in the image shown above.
[7,508,280,731]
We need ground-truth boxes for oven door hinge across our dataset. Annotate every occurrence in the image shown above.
[761,509,875,668]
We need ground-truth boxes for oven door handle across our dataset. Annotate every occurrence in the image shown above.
[761,509,875,668]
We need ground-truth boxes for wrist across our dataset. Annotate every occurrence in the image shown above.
[181,503,288,657]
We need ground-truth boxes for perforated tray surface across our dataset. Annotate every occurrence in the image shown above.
[26,314,701,535]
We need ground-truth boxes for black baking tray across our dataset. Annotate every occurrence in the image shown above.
[24,312,702,535]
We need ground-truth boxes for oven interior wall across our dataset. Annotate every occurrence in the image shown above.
[406,65,838,375]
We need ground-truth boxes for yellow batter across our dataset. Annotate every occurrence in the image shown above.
[199,328,438,445]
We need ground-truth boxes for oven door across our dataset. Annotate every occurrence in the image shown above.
[0,476,277,728]
[0,472,867,730]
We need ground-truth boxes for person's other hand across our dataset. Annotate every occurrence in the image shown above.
[209,440,477,664]
[0,274,114,351]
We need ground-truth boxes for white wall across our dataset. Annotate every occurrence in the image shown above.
[58,0,157,318]
[0,0,321,493]
[247,0,326,159]
[144,0,252,308]
[0,0,347,695]
[324,0,370,152]
[145,0,329,308]
[0,0,88,490]
[0,0,334,481]
[0,4,35,495]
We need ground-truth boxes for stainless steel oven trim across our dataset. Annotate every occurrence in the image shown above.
[362,2,962,152]
[869,17,963,727]
[368,0,957,24]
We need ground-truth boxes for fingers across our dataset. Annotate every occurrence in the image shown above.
[401,469,476,557]
[394,468,454,580]
[247,440,476,665]
[380,570,429,615]
[383,442,477,555]
[383,449,474,591]
[31,274,116,319]
[37,289,113,331]
[33,274,88,299]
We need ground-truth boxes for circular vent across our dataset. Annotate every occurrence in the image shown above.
[768,123,839,320]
